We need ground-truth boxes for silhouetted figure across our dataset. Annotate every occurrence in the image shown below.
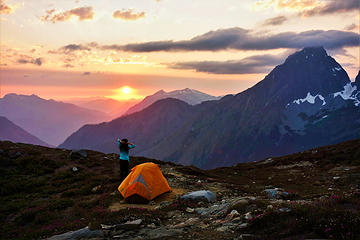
[117,138,136,182]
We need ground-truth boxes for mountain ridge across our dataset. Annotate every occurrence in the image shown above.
[59,46,360,169]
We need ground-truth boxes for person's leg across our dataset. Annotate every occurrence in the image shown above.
[120,160,129,182]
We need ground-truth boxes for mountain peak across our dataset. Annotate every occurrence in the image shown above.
[284,46,328,64]
[355,70,360,85]
[154,90,166,95]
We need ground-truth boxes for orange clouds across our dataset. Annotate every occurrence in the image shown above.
[113,9,145,21]
[41,6,94,23]
[0,0,12,14]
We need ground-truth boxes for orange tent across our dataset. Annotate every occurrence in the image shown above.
[118,162,171,203]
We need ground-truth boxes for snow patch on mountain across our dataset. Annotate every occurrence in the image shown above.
[333,83,360,106]
[292,92,326,106]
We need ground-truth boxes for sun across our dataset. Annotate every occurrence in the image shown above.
[122,86,131,94]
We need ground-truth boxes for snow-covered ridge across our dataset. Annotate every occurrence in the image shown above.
[292,92,326,106]
[333,83,360,106]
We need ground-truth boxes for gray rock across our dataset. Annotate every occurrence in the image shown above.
[0,149,4,155]
[48,226,103,240]
[69,150,87,159]
[195,203,230,216]
[181,190,216,202]
[145,227,182,239]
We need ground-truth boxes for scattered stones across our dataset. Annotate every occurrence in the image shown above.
[48,226,103,240]
[181,190,216,202]
[239,223,248,229]
[195,202,230,216]
[8,150,22,159]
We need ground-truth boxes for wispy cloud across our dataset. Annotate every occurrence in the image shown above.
[168,53,287,74]
[113,9,145,20]
[41,6,94,23]
[344,23,359,31]
[95,27,359,52]
[0,0,13,14]
[17,57,44,66]
[262,15,287,26]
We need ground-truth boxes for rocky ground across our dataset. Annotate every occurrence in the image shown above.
[0,139,360,239]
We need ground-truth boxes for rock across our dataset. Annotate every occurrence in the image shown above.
[69,150,87,159]
[333,176,340,180]
[48,226,103,240]
[147,223,156,229]
[226,210,240,220]
[181,190,216,202]
[279,207,291,212]
[239,223,248,229]
[126,219,142,225]
[240,234,258,240]
[92,185,101,192]
[266,205,273,210]
[195,203,230,216]
[185,207,194,213]
[145,227,182,239]
[8,151,22,159]
[101,224,116,230]
[0,149,4,155]
[216,226,229,232]
[244,212,253,220]
[72,166,78,172]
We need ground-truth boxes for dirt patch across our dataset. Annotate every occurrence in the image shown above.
[109,188,187,212]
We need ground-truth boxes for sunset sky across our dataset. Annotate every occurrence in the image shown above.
[0,0,359,100]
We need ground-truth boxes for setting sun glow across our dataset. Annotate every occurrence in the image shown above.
[122,86,131,94]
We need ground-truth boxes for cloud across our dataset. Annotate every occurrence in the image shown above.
[262,15,287,26]
[301,0,359,17]
[60,44,91,53]
[83,71,91,75]
[41,6,94,23]
[344,23,359,31]
[113,9,145,20]
[168,53,286,74]
[17,57,44,66]
[63,64,75,68]
[0,0,12,14]
[99,27,359,52]
[254,0,359,17]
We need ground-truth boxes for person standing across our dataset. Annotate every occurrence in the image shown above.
[117,138,136,182]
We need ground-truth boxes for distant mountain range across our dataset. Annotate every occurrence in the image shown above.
[67,97,140,119]
[60,47,360,169]
[0,94,109,146]
[0,116,50,146]
[124,88,220,115]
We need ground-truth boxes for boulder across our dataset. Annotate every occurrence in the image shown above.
[48,226,103,240]
[69,150,87,160]
[181,190,216,202]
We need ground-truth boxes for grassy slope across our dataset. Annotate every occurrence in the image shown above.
[0,139,359,239]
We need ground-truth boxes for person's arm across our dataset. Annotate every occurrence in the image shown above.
[129,143,136,149]
[117,138,121,147]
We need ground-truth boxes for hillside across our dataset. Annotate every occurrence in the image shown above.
[0,94,109,146]
[0,116,50,147]
[1,139,359,239]
[60,47,360,169]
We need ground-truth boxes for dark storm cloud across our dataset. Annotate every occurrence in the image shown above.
[262,16,287,26]
[99,28,359,52]
[169,54,285,74]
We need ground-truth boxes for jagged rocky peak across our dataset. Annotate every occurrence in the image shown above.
[355,70,360,86]
[259,46,351,102]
